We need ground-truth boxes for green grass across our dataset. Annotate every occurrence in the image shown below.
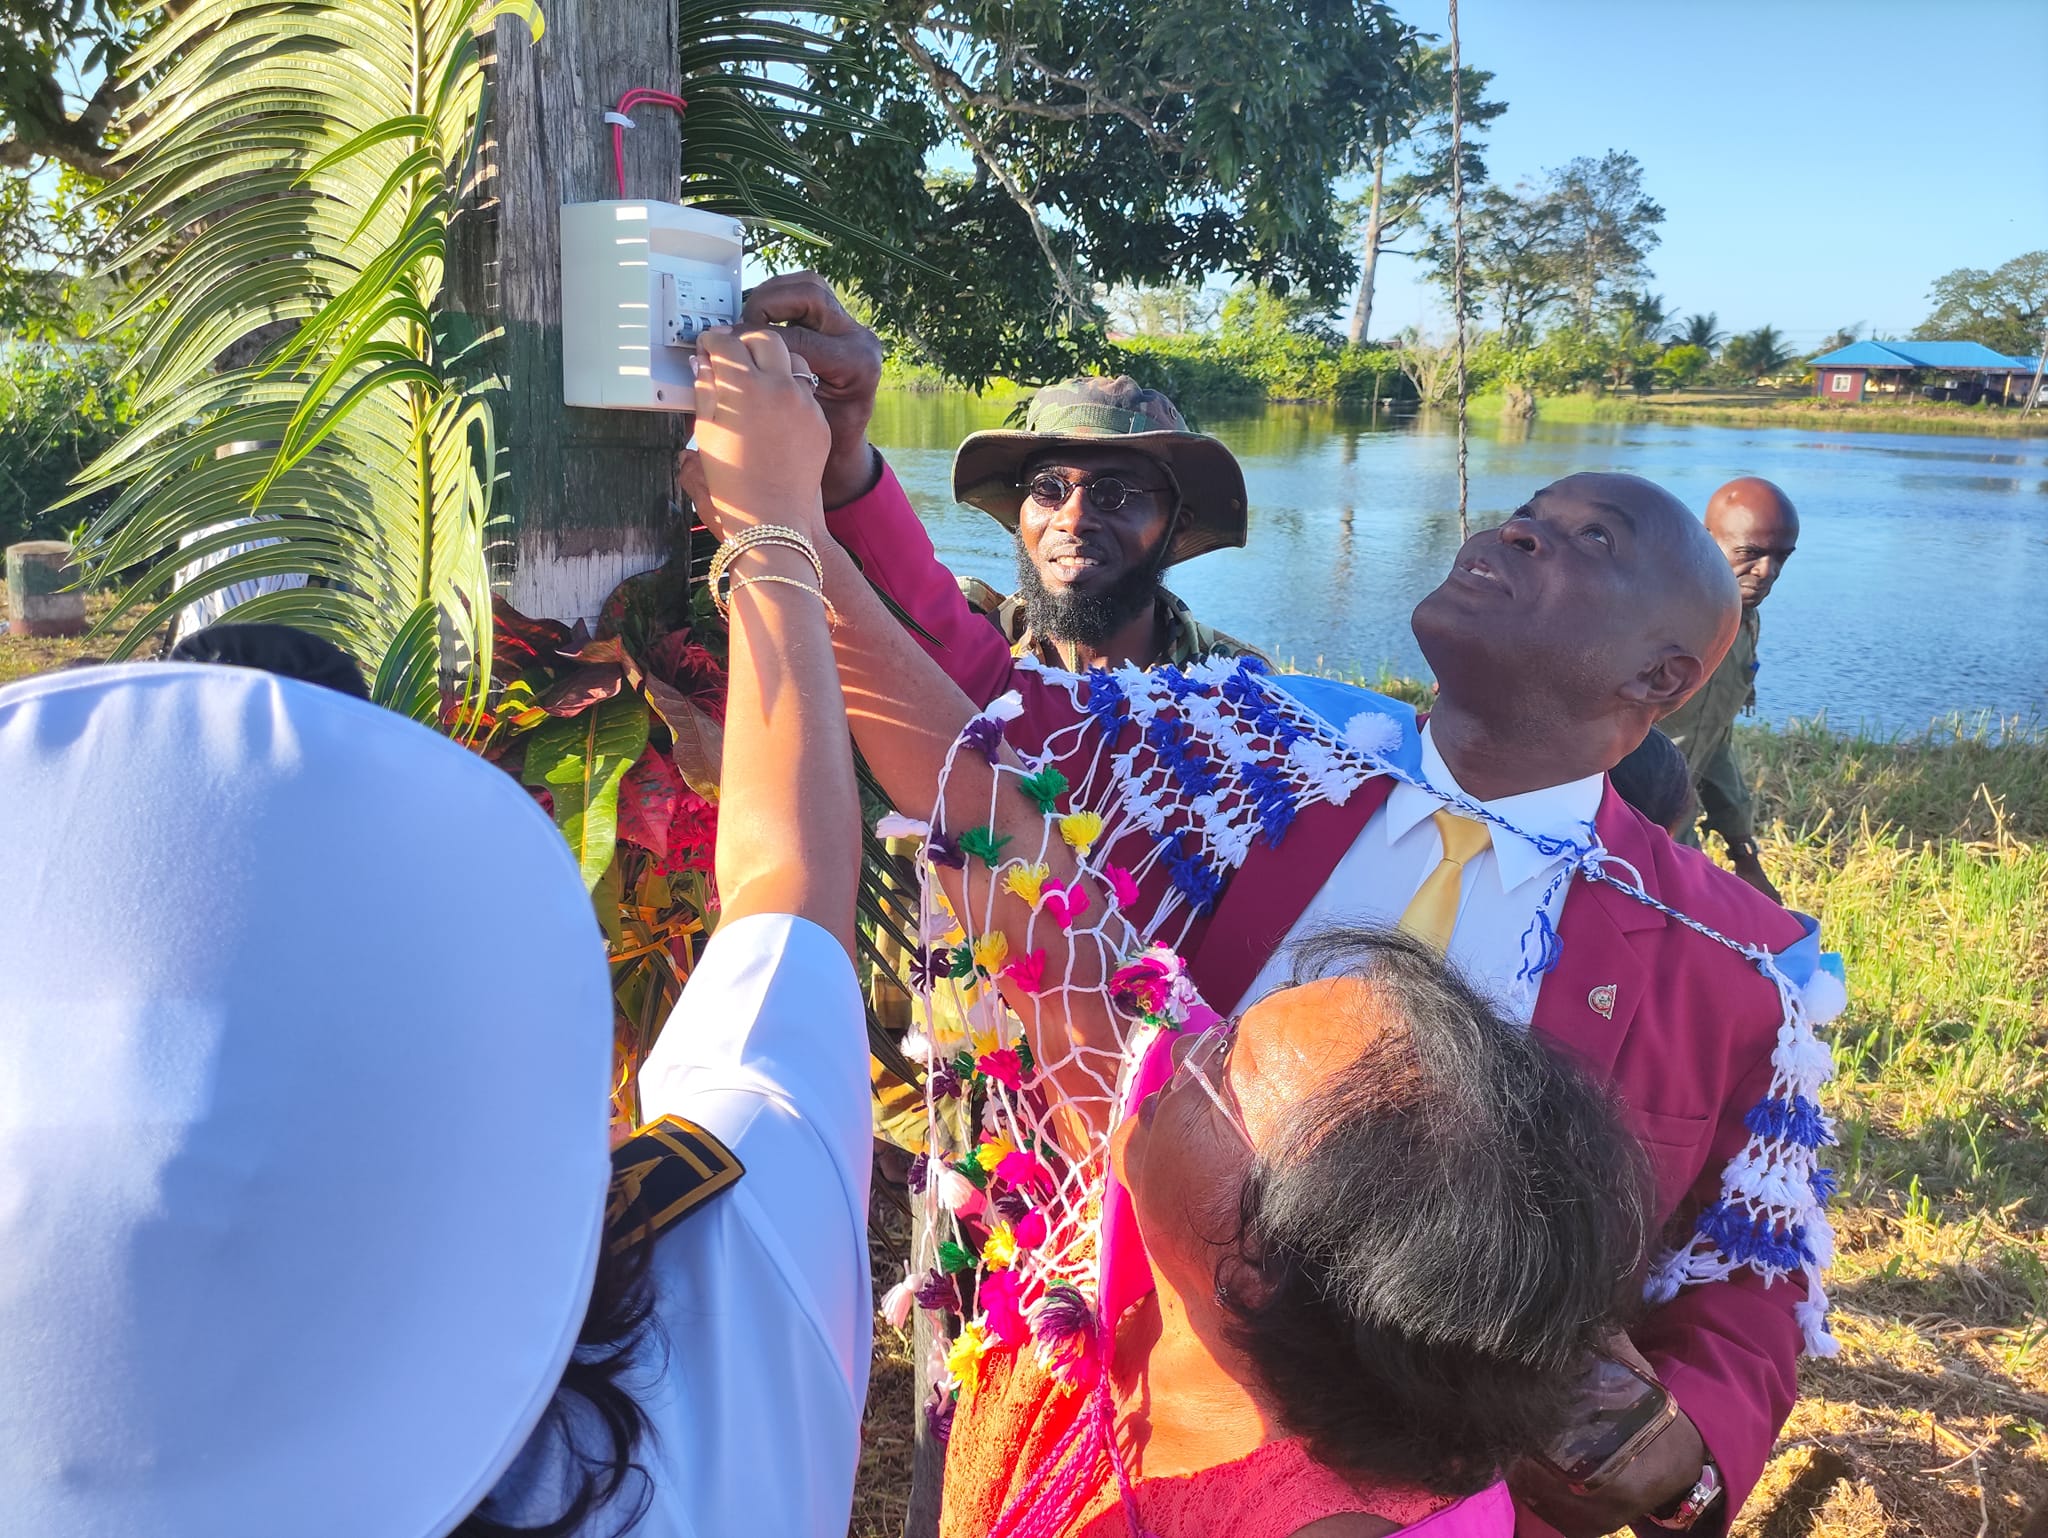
[1736,717,2045,1536]
[0,586,121,688]
[1469,386,2048,440]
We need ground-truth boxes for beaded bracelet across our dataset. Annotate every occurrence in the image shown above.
[708,524,824,617]
[727,572,840,628]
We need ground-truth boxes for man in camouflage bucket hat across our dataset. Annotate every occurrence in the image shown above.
[736,273,1263,678]
[949,374,1264,671]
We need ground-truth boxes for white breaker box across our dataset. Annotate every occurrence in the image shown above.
[559,200,745,411]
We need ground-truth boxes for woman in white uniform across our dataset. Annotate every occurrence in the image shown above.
[0,328,870,1538]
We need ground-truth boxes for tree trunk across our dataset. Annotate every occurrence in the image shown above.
[1345,149,1386,348]
[447,0,691,628]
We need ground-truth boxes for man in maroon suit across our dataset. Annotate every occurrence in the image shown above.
[746,278,1823,1536]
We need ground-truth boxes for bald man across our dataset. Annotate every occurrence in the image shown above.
[1658,477,1800,901]
[832,469,1821,1536]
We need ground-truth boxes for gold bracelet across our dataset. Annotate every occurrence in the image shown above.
[708,524,824,617]
[712,523,824,584]
[727,571,840,628]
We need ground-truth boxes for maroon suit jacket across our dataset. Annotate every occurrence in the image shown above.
[831,460,1808,1527]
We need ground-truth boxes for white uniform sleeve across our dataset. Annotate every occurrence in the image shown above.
[635,913,873,1397]
[475,914,875,1538]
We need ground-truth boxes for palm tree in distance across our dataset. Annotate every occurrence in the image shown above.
[1678,312,1727,354]
[1724,325,1794,381]
[1621,291,1675,343]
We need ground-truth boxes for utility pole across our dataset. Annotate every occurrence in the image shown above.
[448,0,691,626]
[2024,325,2047,417]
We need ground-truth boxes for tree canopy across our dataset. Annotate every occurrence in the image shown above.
[1723,324,1793,380]
[1339,44,1503,346]
[1429,150,1663,345]
[770,0,1418,384]
[1,0,152,334]
[0,0,139,178]
[1914,251,2048,357]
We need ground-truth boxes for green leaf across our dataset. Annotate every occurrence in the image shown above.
[73,0,527,688]
[522,693,652,890]
[371,600,445,722]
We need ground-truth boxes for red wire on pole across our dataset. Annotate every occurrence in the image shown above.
[610,88,689,198]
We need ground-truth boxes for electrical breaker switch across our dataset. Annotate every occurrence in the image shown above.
[659,272,695,348]
[560,200,745,412]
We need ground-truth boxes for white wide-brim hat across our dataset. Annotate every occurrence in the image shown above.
[0,663,613,1538]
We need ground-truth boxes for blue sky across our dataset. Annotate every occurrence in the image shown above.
[1359,0,2048,348]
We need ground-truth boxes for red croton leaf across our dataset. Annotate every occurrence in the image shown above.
[616,747,719,875]
[557,636,626,666]
[648,629,727,720]
[540,664,626,717]
[646,682,722,802]
[492,598,573,672]
[662,787,717,877]
[617,748,682,862]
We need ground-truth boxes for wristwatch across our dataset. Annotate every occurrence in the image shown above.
[1646,1460,1724,1530]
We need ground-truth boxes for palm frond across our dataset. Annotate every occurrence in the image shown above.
[675,1,933,269]
[70,0,525,715]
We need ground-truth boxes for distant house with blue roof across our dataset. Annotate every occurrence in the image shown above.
[1809,339,2040,405]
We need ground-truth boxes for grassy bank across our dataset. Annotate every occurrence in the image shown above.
[858,709,2048,1538]
[1473,387,2048,440]
[875,366,2044,438]
[1737,718,2047,1537]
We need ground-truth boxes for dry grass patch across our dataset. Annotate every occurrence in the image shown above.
[0,586,121,687]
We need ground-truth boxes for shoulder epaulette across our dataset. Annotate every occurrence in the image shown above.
[605,1114,744,1255]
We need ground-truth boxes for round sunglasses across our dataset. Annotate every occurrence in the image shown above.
[1022,471,1176,516]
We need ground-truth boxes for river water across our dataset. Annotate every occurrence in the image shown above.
[867,392,2048,737]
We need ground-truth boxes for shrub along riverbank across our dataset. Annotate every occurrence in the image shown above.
[878,350,2046,438]
[882,333,1418,406]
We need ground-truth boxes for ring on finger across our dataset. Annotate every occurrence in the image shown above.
[792,369,821,388]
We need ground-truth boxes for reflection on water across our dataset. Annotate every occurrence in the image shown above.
[868,393,2048,735]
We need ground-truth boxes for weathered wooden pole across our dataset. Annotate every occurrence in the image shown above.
[450,0,690,627]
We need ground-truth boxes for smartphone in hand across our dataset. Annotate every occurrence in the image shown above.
[1530,1353,1679,1494]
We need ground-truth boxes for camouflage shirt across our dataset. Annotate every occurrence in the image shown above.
[956,577,1268,671]
[1660,605,1761,846]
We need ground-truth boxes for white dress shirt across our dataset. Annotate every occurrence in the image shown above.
[486,912,872,1538]
[1237,725,1603,1022]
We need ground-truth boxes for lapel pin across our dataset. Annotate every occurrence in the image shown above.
[1588,984,1617,1020]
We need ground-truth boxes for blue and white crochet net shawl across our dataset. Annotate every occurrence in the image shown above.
[1011,654,1843,1355]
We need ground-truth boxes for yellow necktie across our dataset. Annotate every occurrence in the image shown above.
[1398,809,1493,953]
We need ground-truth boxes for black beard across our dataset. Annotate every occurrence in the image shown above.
[1015,544,1162,650]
